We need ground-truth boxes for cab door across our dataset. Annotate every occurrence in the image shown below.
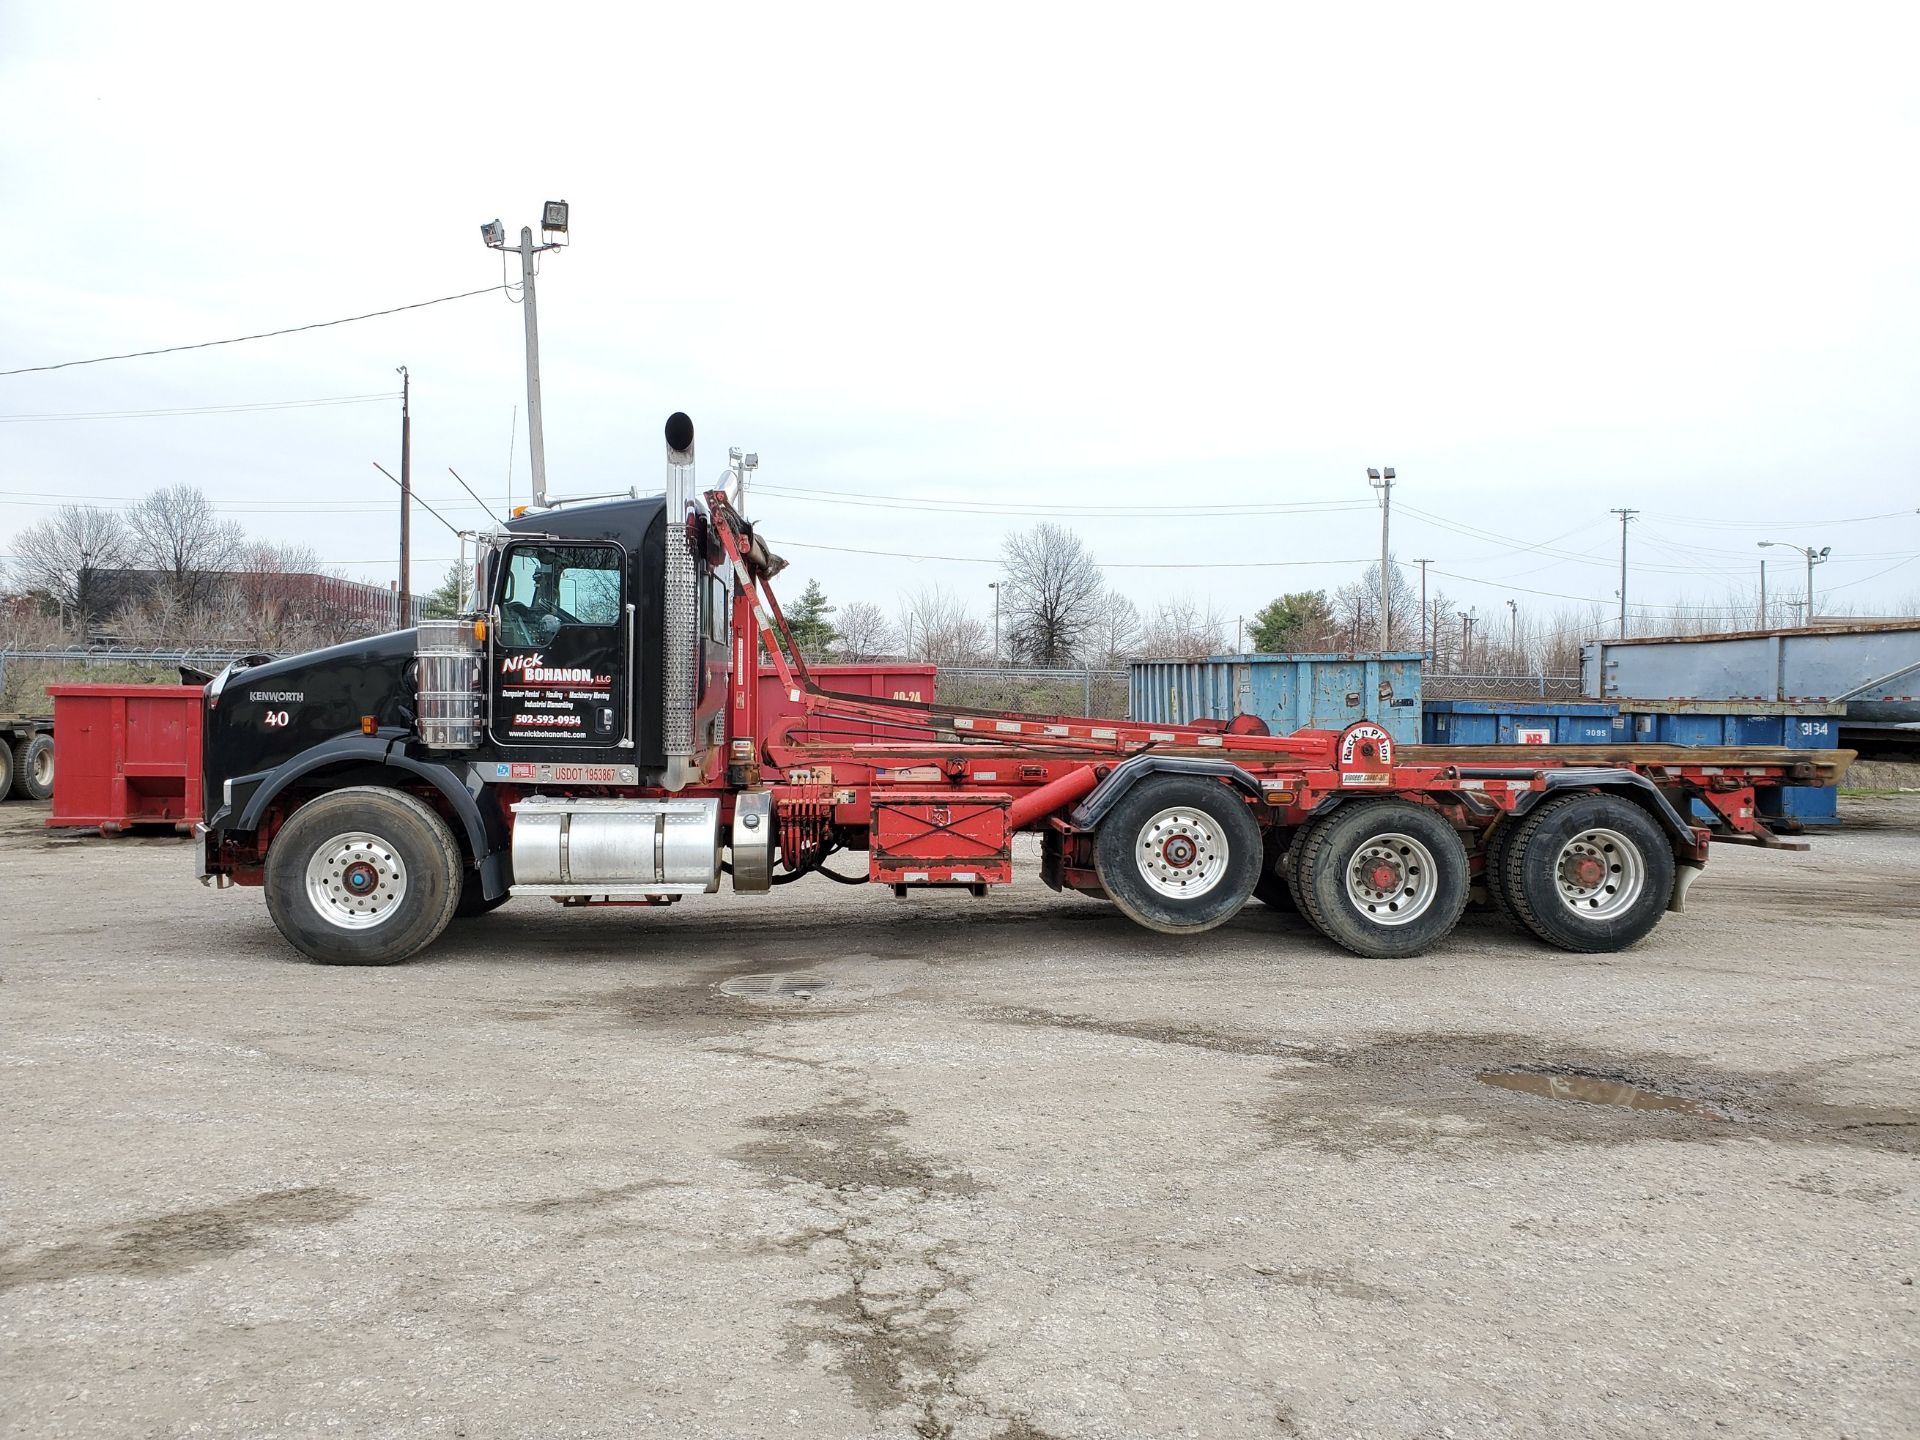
[488,541,632,749]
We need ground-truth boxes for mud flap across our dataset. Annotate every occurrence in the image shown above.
[1668,862,1704,914]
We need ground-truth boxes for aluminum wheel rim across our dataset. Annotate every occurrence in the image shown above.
[1554,826,1644,919]
[305,830,409,930]
[1136,806,1230,899]
[1344,831,1438,926]
[30,746,52,788]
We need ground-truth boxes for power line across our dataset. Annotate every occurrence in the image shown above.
[0,392,399,423]
[1400,503,1777,577]
[777,537,1377,570]
[1825,552,1920,592]
[1637,520,1916,564]
[753,482,1372,520]
[1640,507,1919,531]
[0,287,506,377]
[1423,563,1750,612]
[0,494,420,515]
[758,479,1360,511]
[0,553,457,566]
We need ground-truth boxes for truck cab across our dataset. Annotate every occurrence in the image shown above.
[198,417,739,960]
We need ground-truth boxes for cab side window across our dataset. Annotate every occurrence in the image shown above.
[705,572,731,643]
[496,544,621,648]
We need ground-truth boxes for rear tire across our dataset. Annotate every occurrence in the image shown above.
[1292,800,1470,958]
[0,741,12,802]
[1499,793,1673,953]
[264,787,463,965]
[1093,776,1262,934]
[1252,828,1296,912]
[1482,820,1521,925]
[11,732,54,802]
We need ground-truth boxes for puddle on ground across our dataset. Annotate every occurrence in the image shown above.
[1478,1068,1724,1119]
[718,973,832,1001]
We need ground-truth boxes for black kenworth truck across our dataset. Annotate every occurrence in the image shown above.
[199,415,738,963]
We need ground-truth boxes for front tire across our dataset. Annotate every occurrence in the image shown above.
[453,866,510,919]
[264,787,463,965]
[1498,793,1674,953]
[1291,800,1470,958]
[1093,776,1262,934]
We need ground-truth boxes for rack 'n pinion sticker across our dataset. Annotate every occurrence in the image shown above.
[1338,722,1394,768]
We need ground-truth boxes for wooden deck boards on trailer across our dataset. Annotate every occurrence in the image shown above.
[1404,744,1854,775]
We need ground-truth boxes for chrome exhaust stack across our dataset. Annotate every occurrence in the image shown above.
[661,412,702,791]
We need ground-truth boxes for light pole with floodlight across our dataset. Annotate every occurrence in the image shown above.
[1757,541,1829,625]
[482,201,569,509]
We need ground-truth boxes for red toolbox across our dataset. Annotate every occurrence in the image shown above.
[869,790,1013,888]
[48,684,204,831]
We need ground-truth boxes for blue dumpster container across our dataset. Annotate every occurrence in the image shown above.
[1129,653,1423,746]
[1618,703,1840,825]
[1422,700,1625,746]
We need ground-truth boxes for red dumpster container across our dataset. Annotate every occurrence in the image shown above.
[758,663,936,744]
[48,684,205,832]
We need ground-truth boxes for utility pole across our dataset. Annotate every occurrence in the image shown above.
[504,404,517,516]
[1759,558,1767,629]
[1458,609,1476,671]
[1610,507,1638,638]
[1507,598,1518,669]
[481,202,569,508]
[1410,559,1432,659]
[396,366,410,626]
[1367,467,1395,650]
[988,582,1000,664]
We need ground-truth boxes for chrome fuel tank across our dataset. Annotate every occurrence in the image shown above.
[510,796,721,897]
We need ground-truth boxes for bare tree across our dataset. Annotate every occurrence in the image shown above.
[833,599,898,662]
[5,504,133,627]
[1333,559,1422,651]
[220,542,366,651]
[897,585,990,665]
[1083,591,1143,667]
[1137,595,1226,658]
[1000,523,1105,667]
[124,484,245,608]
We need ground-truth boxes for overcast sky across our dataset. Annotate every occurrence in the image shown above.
[4,2,1917,641]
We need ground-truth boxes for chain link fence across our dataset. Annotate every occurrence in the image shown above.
[0,648,252,713]
[1423,672,1583,700]
[934,666,1130,719]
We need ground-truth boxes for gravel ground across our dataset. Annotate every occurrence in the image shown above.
[1,798,1916,1440]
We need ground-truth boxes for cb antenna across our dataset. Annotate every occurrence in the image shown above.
[448,467,504,525]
